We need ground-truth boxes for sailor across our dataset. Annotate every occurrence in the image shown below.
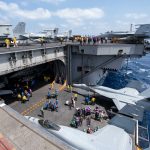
[85,96,90,105]
[60,37,63,44]
[79,37,82,45]
[26,92,30,101]
[79,116,83,126]
[47,88,51,99]
[43,101,49,110]
[88,36,91,44]
[55,98,59,112]
[91,97,96,105]
[75,117,79,128]
[40,37,44,46]
[70,85,73,93]
[13,37,18,47]
[22,95,27,103]
[86,116,91,126]
[74,93,78,101]
[81,36,84,45]
[17,93,22,101]
[55,88,58,98]
[95,111,99,120]
[82,108,86,118]
[87,126,92,134]
[83,36,87,44]
[71,96,75,108]
[28,88,32,97]
[69,100,72,110]
[5,38,10,48]
[49,83,53,90]
[40,106,44,117]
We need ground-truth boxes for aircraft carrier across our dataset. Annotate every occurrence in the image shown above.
[0,22,147,90]
[0,23,150,150]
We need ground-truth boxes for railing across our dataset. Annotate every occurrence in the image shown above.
[135,120,150,149]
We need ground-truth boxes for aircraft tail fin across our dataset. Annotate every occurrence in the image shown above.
[135,24,150,37]
[13,22,26,36]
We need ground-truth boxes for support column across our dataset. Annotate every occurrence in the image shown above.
[66,45,72,85]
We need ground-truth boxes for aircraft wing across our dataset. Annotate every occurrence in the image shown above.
[112,98,126,110]
[73,84,91,91]
[140,87,150,98]
[100,32,134,38]
[73,84,145,110]
[90,87,146,110]
[88,87,126,110]
[74,84,124,110]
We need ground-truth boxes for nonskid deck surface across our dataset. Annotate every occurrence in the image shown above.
[3,82,150,149]
[0,41,131,53]
[8,82,111,132]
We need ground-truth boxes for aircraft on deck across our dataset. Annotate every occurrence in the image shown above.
[19,32,53,43]
[13,23,54,43]
[73,84,150,110]
[54,30,72,42]
[13,22,72,43]
[99,24,150,43]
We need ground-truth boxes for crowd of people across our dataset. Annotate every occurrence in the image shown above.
[14,79,108,134]
[70,105,107,129]
[72,36,109,45]
[3,35,111,49]
[68,91,108,134]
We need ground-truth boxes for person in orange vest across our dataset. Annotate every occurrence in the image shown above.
[5,38,10,48]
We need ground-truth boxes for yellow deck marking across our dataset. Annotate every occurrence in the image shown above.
[21,98,46,115]
[21,81,66,116]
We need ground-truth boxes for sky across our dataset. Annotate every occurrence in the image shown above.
[0,0,150,35]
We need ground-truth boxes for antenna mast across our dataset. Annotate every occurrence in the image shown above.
[130,24,133,32]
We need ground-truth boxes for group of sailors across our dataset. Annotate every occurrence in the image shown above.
[71,105,107,126]
[40,85,59,117]
[15,84,32,103]
[69,92,108,133]
[3,35,113,49]
[85,96,96,105]
[42,98,59,112]
[5,37,18,48]
[73,36,108,45]
[70,106,107,134]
